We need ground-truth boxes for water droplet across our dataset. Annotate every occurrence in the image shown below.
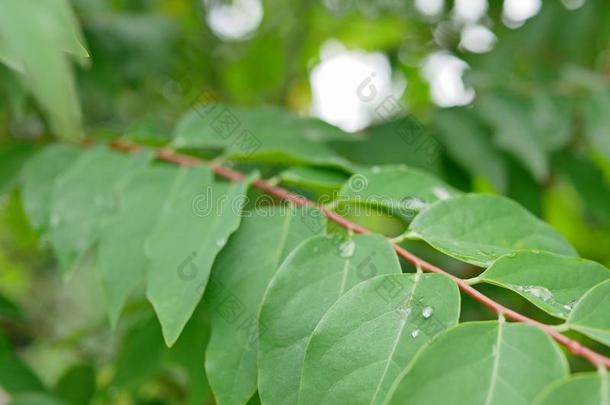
[405,197,427,211]
[371,166,381,174]
[422,306,434,319]
[216,238,227,247]
[432,186,451,200]
[339,240,356,258]
[411,329,420,338]
[523,286,554,302]
[563,299,577,312]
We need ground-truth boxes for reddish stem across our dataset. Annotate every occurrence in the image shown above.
[110,140,610,368]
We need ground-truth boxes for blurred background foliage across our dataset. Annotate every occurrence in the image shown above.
[1,0,610,403]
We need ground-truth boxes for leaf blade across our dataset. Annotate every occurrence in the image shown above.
[258,234,402,405]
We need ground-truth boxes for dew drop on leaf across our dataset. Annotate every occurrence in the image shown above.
[339,240,356,258]
[522,286,554,302]
[422,306,434,319]
[432,186,451,200]
[216,237,227,247]
[411,329,420,338]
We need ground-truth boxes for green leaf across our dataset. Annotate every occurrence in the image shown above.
[567,279,610,346]
[386,321,569,405]
[433,108,506,191]
[477,251,610,319]
[554,152,610,225]
[48,147,152,272]
[21,145,80,231]
[258,234,401,405]
[146,167,249,346]
[54,364,95,405]
[477,93,548,181]
[112,315,166,389]
[328,117,442,174]
[409,194,577,267]
[280,166,348,196]
[97,165,182,326]
[337,165,459,220]
[0,142,38,199]
[583,90,610,161]
[0,332,45,395]
[204,206,326,405]
[534,372,609,405]
[0,0,87,141]
[173,104,350,168]
[9,393,66,405]
[167,302,213,405]
[299,273,460,405]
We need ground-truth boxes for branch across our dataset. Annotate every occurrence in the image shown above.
[110,139,610,368]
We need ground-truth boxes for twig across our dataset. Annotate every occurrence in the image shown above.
[110,139,610,368]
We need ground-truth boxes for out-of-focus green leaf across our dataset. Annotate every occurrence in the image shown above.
[0,293,23,321]
[205,206,325,405]
[555,152,610,225]
[48,147,152,272]
[386,321,568,405]
[0,0,88,141]
[477,251,610,319]
[299,273,460,405]
[173,104,351,168]
[434,108,506,191]
[9,393,66,405]
[567,279,610,346]
[0,332,45,395]
[0,142,37,198]
[166,303,213,405]
[258,234,401,405]
[97,165,181,326]
[477,93,548,181]
[21,145,80,231]
[54,364,95,405]
[112,315,166,389]
[583,90,610,161]
[329,117,442,174]
[409,194,578,267]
